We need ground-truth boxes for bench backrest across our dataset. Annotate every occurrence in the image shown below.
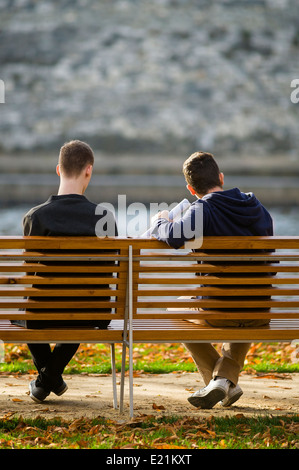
[0,236,299,325]
[0,237,129,324]
[132,236,299,322]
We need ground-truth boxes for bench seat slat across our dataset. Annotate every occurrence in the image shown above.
[0,319,298,343]
[128,319,299,342]
[0,320,124,342]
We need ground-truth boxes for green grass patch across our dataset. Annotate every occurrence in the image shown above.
[0,414,298,449]
[1,342,298,375]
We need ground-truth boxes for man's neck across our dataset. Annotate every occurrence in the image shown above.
[57,180,85,196]
[206,186,223,195]
[197,186,223,199]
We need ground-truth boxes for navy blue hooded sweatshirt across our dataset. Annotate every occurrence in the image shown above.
[151,188,273,248]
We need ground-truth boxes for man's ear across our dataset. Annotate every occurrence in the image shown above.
[85,164,93,177]
[56,164,61,177]
[187,184,196,196]
[219,172,224,187]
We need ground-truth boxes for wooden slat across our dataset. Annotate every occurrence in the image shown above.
[136,252,299,261]
[136,299,299,308]
[131,310,299,319]
[0,287,124,296]
[135,286,299,296]
[0,320,124,343]
[137,263,299,273]
[0,299,119,308]
[136,276,299,285]
[0,275,122,285]
[0,235,299,250]
[0,311,121,320]
[0,251,127,261]
[0,263,127,273]
[128,319,299,342]
[0,236,131,250]
[0,318,298,343]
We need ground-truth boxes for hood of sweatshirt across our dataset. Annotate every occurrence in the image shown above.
[199,188,273,236]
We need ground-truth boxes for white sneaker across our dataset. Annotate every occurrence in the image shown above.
[220,383,243,407]
[188,378,231,409]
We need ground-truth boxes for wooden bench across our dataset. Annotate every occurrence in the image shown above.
[0,236,299,417]
[0,236,131,410]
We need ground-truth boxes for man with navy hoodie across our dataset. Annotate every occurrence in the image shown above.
[150,152,273,409]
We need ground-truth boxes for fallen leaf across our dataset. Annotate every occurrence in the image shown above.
[34,437,51,445]
[77,439,88,448]
[155,444,187,449]
[220,439,227,447]
[254,373,291,380]
[152,403,165,411]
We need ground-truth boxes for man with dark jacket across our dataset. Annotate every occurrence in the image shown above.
[150,151,273,409]
[21,140,117,403]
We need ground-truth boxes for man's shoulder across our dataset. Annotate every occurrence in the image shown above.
[25,195,95,214]
[23,198,52,219]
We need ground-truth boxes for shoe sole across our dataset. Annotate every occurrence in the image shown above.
[188,388,227,409]
[221,389,243,407]
[53,384,68,396]
[29,382,48,403]
[29,393,44,404]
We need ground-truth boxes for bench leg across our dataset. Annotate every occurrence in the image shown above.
[129,333,134,419]
[128,245,134,419]
[119,244,134,417]
[119,338,133,417]
[119,340,127,413]
[110,344,118,409]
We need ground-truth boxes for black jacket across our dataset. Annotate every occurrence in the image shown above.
[13,194,118,329]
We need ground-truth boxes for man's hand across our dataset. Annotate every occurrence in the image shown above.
[151,210,170,223]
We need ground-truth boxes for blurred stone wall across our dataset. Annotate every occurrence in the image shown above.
[0,0,299,157]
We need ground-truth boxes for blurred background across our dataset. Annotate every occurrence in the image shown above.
[0,0,299,234]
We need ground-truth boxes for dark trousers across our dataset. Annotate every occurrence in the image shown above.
[27,343,79,392]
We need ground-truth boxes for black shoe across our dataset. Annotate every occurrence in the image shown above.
[52,380,68,396]
[29,380,50,403]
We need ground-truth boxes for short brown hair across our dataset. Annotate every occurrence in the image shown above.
[183,151,222,195]
[59,140,94,177]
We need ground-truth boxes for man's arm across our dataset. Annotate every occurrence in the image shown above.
[150,204,204,249]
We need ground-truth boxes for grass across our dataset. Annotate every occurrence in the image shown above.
[0,414,298,449]
[1,341,299,375]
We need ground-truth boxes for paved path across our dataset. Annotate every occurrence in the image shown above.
[0,372,298,421]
